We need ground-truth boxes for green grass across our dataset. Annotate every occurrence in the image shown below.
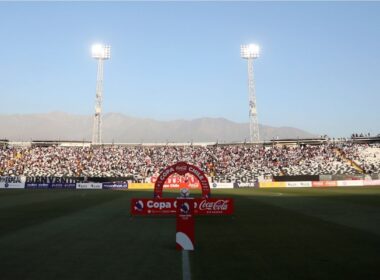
[1,188,380,280]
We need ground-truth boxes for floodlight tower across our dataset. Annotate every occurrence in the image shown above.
[241,44,260,143]
[91,44,111,144]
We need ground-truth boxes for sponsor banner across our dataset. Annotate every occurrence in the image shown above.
[337,180,364,187]
[25,182,76,189]
[312,181,337,187]
[25,176,78,189]
[362,179,380,186]
[25,182,50,189]
[238,182,257,188]
[0,182,25,189]
[194,198,234,215]
[26,176,80,184]
[0,176,25,183]
[129,183,154,190]
[131,198,177,215]
[50,183,76,189]
[285,181,312,188]
[259,181,286,188]
[150,174,201,189]
[0,176,25,188]
[102,182,128,190]
[153,162,211,199]
[76,183,103,190]
[211,182,234,189]
[131,198,234,216]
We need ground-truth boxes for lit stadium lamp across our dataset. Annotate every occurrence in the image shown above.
[240,44,260,59]
[91,44,111,59]
[91,43,111,145]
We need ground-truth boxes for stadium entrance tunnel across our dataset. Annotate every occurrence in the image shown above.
[153,161,211,198]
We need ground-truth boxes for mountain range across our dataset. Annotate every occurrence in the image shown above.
[0,112,317,143]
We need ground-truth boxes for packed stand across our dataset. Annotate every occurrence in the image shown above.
[339,143,380,174]
[279,144,360,175]
[0,143,373,178]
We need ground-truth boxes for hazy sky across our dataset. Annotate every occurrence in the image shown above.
[0,2,379,137]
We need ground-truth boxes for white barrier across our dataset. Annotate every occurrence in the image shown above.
[337,180,364,187]
[362,179,380,186]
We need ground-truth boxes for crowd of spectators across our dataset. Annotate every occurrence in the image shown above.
[351,133,372,138]
[276,144,360,176]
[338,143,380,174]
[0,142,379,179]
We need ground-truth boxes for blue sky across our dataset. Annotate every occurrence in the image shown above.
[0,2,379,137]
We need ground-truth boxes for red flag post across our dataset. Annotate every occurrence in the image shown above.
[176,198,195,250]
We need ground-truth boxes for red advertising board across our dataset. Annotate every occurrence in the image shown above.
[131,198,234,216]
[312,181,337,187]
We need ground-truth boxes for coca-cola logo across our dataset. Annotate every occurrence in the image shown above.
[175,162,188,175]
[199,200,229,211]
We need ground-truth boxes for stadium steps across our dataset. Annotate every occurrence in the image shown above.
[334,148,364,173]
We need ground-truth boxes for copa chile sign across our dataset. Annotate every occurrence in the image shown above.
[130,161,234,251]
[131,198,233,216]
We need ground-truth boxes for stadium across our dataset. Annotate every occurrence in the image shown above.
[1,135,380,279]
[1,2,380,280]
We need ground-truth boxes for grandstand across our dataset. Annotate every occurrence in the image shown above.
[1,137,379,182]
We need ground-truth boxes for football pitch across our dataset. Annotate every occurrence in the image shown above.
[1,187,380,280]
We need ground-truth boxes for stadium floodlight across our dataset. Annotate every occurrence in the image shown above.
[241,44,260,143]
[241,44,260,59]
[91,43,111,144]
[91,44,111,59]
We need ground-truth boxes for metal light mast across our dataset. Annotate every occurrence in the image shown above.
[241,44,260,143]
[91,44,111,144]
